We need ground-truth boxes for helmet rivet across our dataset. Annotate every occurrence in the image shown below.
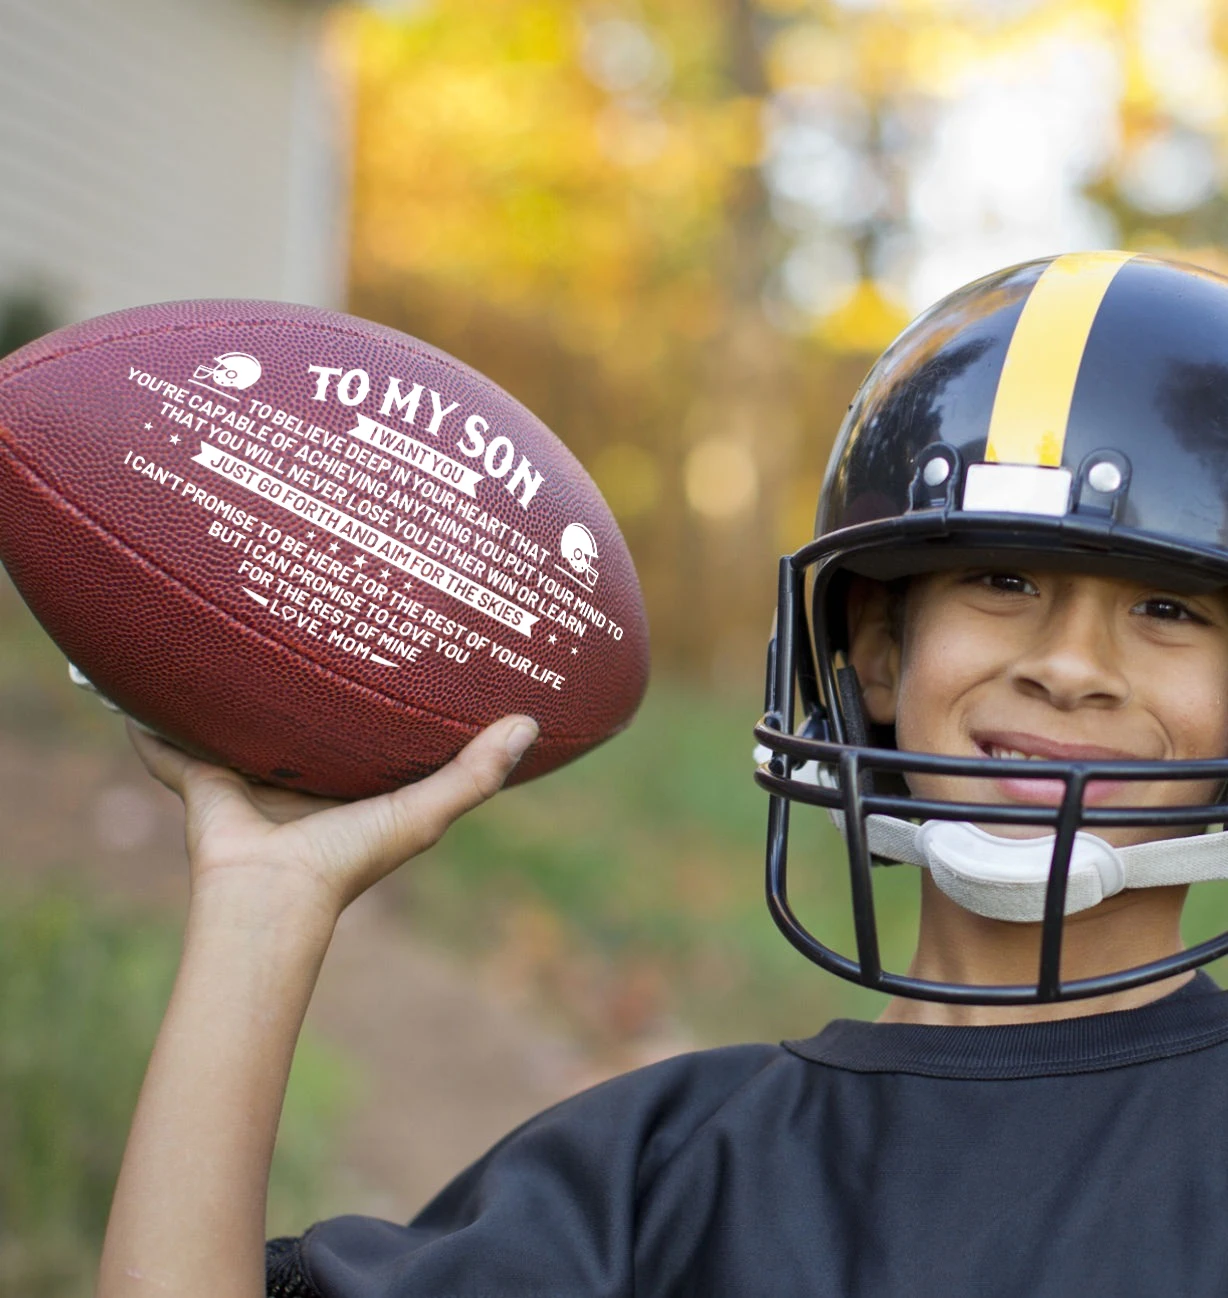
[1087,460,1123,494]
[922,457,950,487]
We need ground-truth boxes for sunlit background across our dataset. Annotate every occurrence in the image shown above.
[4,0,1228,1291]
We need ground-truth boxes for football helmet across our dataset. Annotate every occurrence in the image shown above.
[756,251,1228,1004]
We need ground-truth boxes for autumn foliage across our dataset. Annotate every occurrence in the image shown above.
[339,0,1228,678]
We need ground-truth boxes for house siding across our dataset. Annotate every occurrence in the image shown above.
[0,0,346,323]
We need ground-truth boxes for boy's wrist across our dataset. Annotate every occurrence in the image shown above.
[185,871,342,949]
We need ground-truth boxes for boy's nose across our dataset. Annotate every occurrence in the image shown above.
[1007,597,1129,710]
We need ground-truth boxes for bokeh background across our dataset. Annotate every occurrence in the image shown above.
[5,0,1228,1291]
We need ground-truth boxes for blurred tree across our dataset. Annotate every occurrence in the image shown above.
[760,0,1228,313]
[340,0,1228,678]
[343,0,859,676]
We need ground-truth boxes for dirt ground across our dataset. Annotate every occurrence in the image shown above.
[0,731,619,1223]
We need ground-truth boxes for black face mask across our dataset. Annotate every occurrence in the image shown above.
[756,250,1228,1006]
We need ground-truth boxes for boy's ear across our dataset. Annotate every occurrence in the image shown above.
[845,576,901,726]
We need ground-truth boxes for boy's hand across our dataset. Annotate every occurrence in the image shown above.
[126,715,539,920]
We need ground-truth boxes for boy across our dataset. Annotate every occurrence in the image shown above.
[99,252,1228,1296]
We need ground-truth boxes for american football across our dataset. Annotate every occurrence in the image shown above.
[0,300,650,797]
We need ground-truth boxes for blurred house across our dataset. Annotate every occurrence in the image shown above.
[0,0,347,344]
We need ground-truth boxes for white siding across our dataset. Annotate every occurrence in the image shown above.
[0,0,347,322]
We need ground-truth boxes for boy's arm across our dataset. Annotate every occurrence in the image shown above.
[98,885,333,1298]
[96,715,538,1298]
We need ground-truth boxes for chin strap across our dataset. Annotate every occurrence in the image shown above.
[756,740,1228,923]
[863,815,1228,923]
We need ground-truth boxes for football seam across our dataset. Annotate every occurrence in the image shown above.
[0,310,550,435]
[0,307,647,633]
[0,436,616,747]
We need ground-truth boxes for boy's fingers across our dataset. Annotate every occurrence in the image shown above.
[126,721,197,793]
[126,721,252,817]
[439,714,540,806]
[324,715,538,876]
[128,714,538,896]
[387,713,538,845]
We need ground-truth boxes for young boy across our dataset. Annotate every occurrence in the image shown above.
[99,251,1228,1296]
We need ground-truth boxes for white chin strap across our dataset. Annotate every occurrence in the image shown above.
[757,748,1228,924]
[854,812,1228,923]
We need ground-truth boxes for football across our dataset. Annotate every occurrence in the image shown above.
[0,301,650,797]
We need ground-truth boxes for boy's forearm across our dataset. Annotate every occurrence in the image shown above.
[98,890,337,1298]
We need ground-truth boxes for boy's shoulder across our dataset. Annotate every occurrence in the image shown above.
[280,985,1228,1297]
[511,1038,801,1160]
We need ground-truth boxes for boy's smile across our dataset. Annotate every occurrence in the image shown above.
[970,731,1137,806]
[851,568,1228,846]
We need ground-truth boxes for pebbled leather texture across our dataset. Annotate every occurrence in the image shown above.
[0,300,650,797]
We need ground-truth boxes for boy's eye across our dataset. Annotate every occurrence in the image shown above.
[971,572,1036,596]
[1134,596,1204,623]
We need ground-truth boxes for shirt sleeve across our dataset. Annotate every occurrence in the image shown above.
[264,1043,779,1298]
[265,1234,322,1297]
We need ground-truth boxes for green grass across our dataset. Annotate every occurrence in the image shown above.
[403,676,1228,1045]
[8,558,1228,1133]
[402,679,899,1049]
[0,881,353,1297]
[0,567,893,1051]
[11,565,1228,1290]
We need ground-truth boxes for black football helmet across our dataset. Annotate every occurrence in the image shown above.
[756,251,1228,1004]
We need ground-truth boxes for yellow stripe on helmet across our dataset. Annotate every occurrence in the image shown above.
[985,251,1136,467]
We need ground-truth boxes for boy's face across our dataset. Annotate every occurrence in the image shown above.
[849,568,1228,847]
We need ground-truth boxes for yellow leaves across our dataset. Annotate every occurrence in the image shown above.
[1136,0,1228,133]
[710,96,764,169]
[815,279,912,355]
[766,17,926,96]
[905,23,982,97]
[777,472,824,555]
[1120,38,1161,125]
[346,0,745,379]
[762,0,1132,102]
[854,16,918,97]
[506,1,572,64]
[1079,0,1135,26]
[591,444,664,522]
[595,103,674,169]
[683,436,760,521]
[765,24,849,91]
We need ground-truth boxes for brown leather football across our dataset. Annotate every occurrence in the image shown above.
[0,301,649,797]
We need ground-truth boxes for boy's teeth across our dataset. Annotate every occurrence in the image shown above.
[991,746,1036,761]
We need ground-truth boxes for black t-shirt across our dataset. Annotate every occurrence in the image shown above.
[267,973,1228,1296]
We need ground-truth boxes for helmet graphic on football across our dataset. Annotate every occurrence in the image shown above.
[192,352,263,392]
[557,522,599,589]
